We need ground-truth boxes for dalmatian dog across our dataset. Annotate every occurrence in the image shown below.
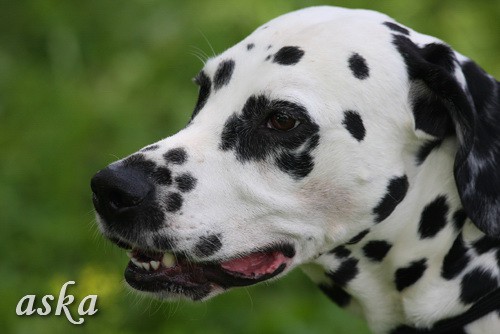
[90,6,500,334]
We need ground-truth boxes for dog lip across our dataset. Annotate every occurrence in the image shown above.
[124,244,295,295]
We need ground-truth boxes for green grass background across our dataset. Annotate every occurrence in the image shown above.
[1,0,498,333]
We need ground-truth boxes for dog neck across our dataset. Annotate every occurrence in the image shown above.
[302,137,500,334]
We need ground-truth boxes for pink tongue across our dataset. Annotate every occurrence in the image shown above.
[220,251,287,276]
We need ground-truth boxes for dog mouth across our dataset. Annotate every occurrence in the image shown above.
[122,244,295,300]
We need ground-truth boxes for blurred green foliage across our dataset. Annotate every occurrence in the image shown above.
[0,0,498,333]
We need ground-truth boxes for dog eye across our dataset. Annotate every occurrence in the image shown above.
[267,113,299,131]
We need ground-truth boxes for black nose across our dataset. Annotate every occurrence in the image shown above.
[91,165,153,221]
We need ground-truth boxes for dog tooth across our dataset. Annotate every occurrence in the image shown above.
[142,262,151,271]
[162,253,175,268]
[150,261,160,270]
[131,258,141,268]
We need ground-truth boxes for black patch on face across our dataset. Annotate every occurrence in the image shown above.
[416,139,442,165]
[191,71,211,120]
[347,229,370,244]
[472,236,499,255]
[453,209,467,230]
[122,154,157,175]
[141,144,159,152]
[394,258,427,291]
[152,167,173,186]
[326,258,359,287]
[373,175,409,223]
[273,46,305,65]
[194,234,222,257]
[276,151,314,179]
[342,110,366,141]
[362,240,392,262]
[319,284,351,307]
[175,173,197,193]
[383,22,410,35]
[219,95,320,179]
[441,234,470,280]
[329,245,351,259]
[164,148,188,165]
[213,59,235,91]
[460,268,498,304]
[246,43,254,51]
[348,53,370,80]
[418,195,449,239]
[165,192,183,212]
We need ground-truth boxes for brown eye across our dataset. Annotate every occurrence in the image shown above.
[267,113,299,131]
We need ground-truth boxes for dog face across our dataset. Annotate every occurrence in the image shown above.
[91,7,500,301]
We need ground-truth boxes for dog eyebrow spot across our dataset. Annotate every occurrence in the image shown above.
[214,59,235,90]
[383,21,410,35]
[164,148,188,165]
[246,43,254,50]
[394,258,427,291]
[342,110,366,141]
[273,46,305,65]
[418,195,449,239]
[373,175,409,223]
[348,53,370,80]
[194,234,222,257]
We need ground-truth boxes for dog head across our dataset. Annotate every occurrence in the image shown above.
[91,6,500,301]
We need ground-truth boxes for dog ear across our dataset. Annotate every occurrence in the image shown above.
[393,35,500,238]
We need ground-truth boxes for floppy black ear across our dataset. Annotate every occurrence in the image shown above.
[393,35,500,238]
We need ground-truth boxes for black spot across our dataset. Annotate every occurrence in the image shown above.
[141,144,159,152]
[460,268,497,304]
[213,59,235,91]
[453,209,467,230]
[219,95,319,179]
[418,195,449,239]
[394,258,427,291]
[175,173,197,192]
[164,148,187,165]
[276,151,314,179]
[152,235,175,251]
[348,53,369,80]
[319,284,351,307]
[416,139,442,165]
[472,236,499,255]
[363,240,392,262]
[329,245,351,259]
[194,234,222,257]
[347,229,370,244]
[165,192,183,212]
[267,44,272,50]
[122,154,156,175]
[373,175,409,223]
[265,55,271,61]
[191,71,211,119]
[342,110,366,141]
[383,22,410,35]
[152,167,172,185]
[246,43,254,51]
[441,234,470,280]
[326,258,359,287]
[273,46,304,65]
